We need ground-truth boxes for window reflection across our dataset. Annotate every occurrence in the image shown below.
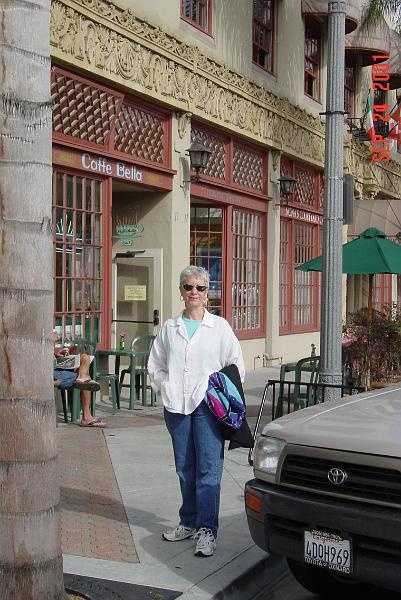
[191,206,223,316]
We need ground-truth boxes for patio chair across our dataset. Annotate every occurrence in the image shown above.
[291,355,320,410]
[275,355,320,418]
[119,335,156,409]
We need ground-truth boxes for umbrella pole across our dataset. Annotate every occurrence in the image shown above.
[365,273,374,391]
[368,273,373,321]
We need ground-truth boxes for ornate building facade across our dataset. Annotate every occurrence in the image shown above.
[50,0,401,367]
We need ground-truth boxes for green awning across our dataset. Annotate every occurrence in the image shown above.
[297,228,401,275]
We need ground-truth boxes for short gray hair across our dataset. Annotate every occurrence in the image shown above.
[179,265,209,288]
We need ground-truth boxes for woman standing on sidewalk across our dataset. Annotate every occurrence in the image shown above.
[148,265,245,557]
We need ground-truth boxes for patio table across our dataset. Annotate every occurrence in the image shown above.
[96,348,149,409]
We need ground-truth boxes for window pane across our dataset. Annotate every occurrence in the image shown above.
[76,177,83,210]
[181,0,209,31]
[85,213,93,244]
[252,0,274,72]
[56,173,64,207]
[93,280,101,310]
[66,279,74,312]
[55,279,63,312]
[95,180,101,212]
[94,215,102,245]
[66,175,73,208]
[65,245,74,277]
[86,179,93,211]
[94,247,101,278]
[52,171,103,342]
[76,211,83,244]
[74,314,83,339]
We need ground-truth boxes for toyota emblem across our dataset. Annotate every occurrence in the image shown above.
[328,467,348,485]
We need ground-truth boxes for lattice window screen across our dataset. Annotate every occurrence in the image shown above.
[191,127,226,180]
[233,143,263,191]
[114,104,164,163]
[52,71,121,145]
[294,166,315,207]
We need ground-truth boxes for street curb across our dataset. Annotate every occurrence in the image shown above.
[176,547,287,600]
[213,553,287,600]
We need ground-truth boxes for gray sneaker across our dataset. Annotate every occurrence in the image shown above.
[194,527,216,557]
[162,525,197,542]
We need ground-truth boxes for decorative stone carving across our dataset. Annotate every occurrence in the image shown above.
[176,112,192,140]
[271,149,282,171]
[50,0,401,195]
[50,0,326,165]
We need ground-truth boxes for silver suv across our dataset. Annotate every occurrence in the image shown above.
[245,388,401,595]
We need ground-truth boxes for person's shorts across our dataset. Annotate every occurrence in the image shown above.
[54,369,78,390]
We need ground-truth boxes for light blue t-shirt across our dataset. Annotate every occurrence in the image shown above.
[183,317,202,340]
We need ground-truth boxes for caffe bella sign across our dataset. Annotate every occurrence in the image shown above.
[81,152,143,183]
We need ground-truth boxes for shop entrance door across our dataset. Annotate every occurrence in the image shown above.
[111,248,162,348]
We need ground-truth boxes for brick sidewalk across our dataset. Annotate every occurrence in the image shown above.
[57,426,138,563]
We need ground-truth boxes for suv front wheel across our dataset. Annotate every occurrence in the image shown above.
[287,559,370,598]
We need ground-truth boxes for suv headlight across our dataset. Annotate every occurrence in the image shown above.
[254,436,286,476]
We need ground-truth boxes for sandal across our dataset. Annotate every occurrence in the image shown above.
[75,378,100,392]
[79,418,106,428]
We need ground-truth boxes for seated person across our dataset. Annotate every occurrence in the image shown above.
[52,332,105,428]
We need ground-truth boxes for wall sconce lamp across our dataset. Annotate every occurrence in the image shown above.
[185,143,212,182]
[275,174,297,207]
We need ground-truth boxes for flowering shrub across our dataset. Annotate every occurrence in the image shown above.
[343,305,401,390]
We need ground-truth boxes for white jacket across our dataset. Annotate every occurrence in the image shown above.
[148,309,245,415]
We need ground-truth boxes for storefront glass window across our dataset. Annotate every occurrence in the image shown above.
[279,158,321,333]
[232,210,262,332]
[190,206,223,315]
[53,170,103,342]
[373,274,392,311]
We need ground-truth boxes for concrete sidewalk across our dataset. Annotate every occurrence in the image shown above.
[60,366,282,599]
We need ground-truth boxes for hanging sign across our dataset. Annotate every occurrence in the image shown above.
[81,152,143,182]
[113,218,144,240]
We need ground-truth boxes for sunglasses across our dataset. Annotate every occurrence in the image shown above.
[182,284,207,292]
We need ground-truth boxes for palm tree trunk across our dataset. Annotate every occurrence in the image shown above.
[0,1,66,598]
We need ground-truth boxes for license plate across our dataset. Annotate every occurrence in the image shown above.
[304,529,352,574]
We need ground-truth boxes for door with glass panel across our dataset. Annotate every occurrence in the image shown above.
[52,170,105,343]
[111,249,162,347]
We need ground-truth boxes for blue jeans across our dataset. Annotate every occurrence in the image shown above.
[164,400,225,538]
[54,369,77,390]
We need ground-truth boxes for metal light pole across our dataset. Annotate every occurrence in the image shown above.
[319,1,346,400]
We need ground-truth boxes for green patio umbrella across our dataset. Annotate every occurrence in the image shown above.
[297,227,401,316]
